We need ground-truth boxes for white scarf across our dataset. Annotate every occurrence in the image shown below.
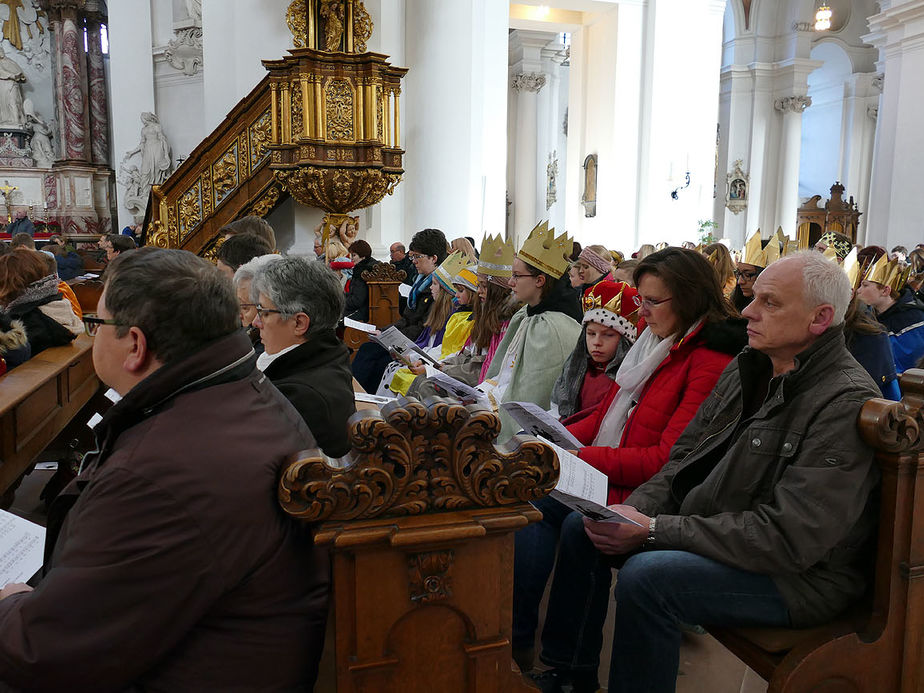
[591,320,701,447]
[256,343,300,372]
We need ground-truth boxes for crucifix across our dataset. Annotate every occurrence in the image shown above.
[0,179,18,223]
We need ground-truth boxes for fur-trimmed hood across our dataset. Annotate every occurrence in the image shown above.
[0,315,28,353]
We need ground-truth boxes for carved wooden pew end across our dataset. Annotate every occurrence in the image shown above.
[280,396,555,692]
[709,369,924,693]
[342,262,405,360]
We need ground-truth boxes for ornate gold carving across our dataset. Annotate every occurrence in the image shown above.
[274,166,400,213]
[167,206,178,246]
[362,262,406,283]
[286,0,307,48]
[353,1,373,53]
[325,78,355,141]
[320,0,344,51]
[278,398,559,522]
[147,220,169,248]
[250,110,273,170]
[247,183,284,218]
[291,80,304,139]
[212,143,239,208]
[178,180,203,241]
[239,132,250,176]
[200,234,227,263]
[409,551,454,604]
[376,87,384,142]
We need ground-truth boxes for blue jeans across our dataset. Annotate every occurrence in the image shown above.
[608,550,791,693]
[513,497,613,671]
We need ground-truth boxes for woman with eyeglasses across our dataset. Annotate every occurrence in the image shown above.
[731,260,763,311]
[0,249,80,365]
[248,256,356,459]
[512,248,747,687]
[481,241,583,442]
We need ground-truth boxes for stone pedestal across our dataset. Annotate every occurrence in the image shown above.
[0,130,34,168]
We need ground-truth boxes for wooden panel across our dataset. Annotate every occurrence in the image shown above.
[67,352,96,400]
[13,378,60,447]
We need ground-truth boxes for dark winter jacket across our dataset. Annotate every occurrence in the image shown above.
[263,330,357,458]
[568,318,747,504]
[344,256,380,322]
[391,255,417,285]
[7,294,77,356]
[875,287,924,374]
[628,326,880,627]
[54,250,84,281]
[846,328,900,400]
[0,330,329,691]
[0,312,30,370]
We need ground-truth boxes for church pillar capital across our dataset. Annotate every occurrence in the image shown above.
[511,72,547,93]
[773,95,812,113]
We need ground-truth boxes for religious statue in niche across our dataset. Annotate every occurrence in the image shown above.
[313,215,359,260]
[320,0,344,52]
[582,154,597,218]
[725,159,749,215]
[119,112,173,221]
[24,99,52,167]
[0,0,48,70]
[0,46,25,128]
[546,151,558,210]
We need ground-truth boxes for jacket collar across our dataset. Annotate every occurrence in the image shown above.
[737,326,847,411]
[95,330,256,446]
[262,329,347,377]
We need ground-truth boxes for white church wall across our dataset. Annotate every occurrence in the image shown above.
[402,0,508,246]
[799,42,852,199]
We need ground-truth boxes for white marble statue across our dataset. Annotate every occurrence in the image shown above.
[126,112,172,187]
[118,162,147,221]
[0,47,26,129]
[24,106,54,168]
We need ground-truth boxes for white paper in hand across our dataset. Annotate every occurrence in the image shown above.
[398,283,412,298]
[0,510,45,586]
[541,439,641,526]
[428,370,488,402]
[344,317,378,333]
[502,401,582,449]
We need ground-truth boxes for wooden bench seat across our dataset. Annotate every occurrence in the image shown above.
[709,369,924,692]
[0,335,100,506]
[342,262,405,360]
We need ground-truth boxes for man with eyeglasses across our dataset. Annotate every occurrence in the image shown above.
[389,241,417,286]
[0,247,329,691]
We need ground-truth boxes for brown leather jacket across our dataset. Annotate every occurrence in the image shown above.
[0,331,329,692]
[627,327,881,627]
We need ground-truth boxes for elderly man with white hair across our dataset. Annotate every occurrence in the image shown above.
[538,252,882,693]
[250,256,356,458]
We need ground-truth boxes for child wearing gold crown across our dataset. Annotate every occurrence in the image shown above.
[856,251,924,374]
[481,223,582,440]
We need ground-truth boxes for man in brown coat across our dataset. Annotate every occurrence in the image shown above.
[0,248,329,691]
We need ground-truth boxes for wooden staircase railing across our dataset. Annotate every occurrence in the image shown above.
[145,75,288,257]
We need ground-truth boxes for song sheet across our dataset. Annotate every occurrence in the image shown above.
[501,401,582,449]
[541,440,641,526]
[0,510,45,586]
[344,317,378,333]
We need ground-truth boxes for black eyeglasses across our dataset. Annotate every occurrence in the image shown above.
[633,295,673,310]
[734,269,760,281]
[239,302,258,310]
[255,306,286,318]
[82,316,124,336]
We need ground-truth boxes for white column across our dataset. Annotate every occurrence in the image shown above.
[773,95,811,237]
[511,73,543,247]
[108,0,156,228]
[863,0,924,249]
[402,0,508,244]
[839,72,880,242]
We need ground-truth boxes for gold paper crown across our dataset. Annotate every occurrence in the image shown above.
[842,247,860,289]
[477,233,515,280]
[582,286,625,316]
[517,221,573,279]
[822,245,838,261]
[740,230,781,268]
[864,254,911,294]
[434,251,473,292]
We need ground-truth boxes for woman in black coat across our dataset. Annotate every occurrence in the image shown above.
[343,240,380,322]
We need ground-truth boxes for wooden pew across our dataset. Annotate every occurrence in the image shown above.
[342,262,406,359]
[0,335,99,507]
[279,397,555,692]
[709,370,924,692]
[67,278,105,314]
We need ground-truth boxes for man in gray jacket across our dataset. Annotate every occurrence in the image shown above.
[571,252,881,693]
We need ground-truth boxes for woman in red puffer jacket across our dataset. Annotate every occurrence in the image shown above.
[513,248,747,682]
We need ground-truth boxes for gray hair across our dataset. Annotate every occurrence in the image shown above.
[251,255,345,337]
[790,251,851,326]
[233,253,282,291]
